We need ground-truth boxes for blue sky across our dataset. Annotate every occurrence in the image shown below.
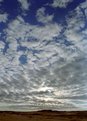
[0,0,87,111]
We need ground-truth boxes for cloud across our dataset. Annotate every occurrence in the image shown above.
[0,55,87,110]
[2,14,85,107]
[4,15,80,71]
[0,0,3,3]
[0,0,2,1]
[64,0,87,55]
[4,15,62,70]
[0,0,87,111]
[30,23,62,41]
[51,0,73,8]
[0,13,8,23]
[0,41,5,50]
[5,15,61,44]
[18,0,30,11]
[36,7,54,24]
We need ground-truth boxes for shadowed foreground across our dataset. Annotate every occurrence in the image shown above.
[0,110,87,121]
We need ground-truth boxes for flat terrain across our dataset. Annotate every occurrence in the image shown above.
[0,110,87,121]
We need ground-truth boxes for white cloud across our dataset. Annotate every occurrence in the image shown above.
[0,0,3,3]
[2,15,84,105]
[0,0,87,111]
[0,13,8,23]
[36,7,54,24]
[5,15,62,42]
[64,0,87,55]
[4,16,63,70]
[30,23,62,41]
[4,15,80,71]
[3,14,84,79]
[0,41,5,50]
[79,0,87,20]
[6,16,61,42]
[51,0,73,8]
[18,0,30,11]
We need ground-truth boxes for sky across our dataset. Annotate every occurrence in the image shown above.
[0,0,87,111]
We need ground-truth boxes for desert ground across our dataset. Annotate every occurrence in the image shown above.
[0,110,87,121]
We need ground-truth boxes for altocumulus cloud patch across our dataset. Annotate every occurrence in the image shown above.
[0,0,87,111]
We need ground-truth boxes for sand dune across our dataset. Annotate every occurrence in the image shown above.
[0,110,87,121]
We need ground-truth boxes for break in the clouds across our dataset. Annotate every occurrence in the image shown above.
[0,0,87,111]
